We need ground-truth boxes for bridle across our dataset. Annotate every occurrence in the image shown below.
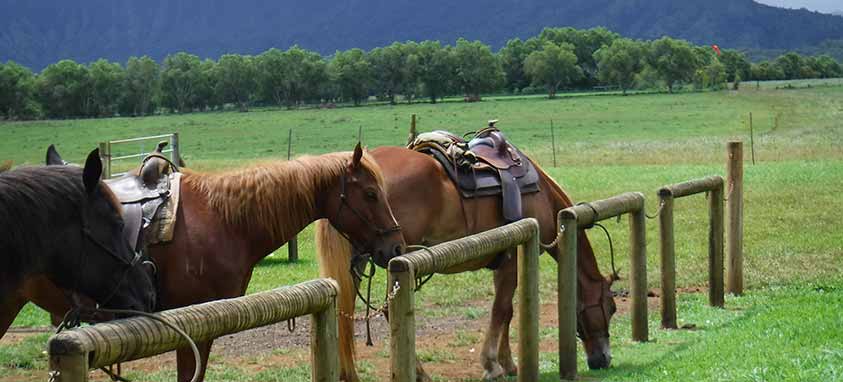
[332,172,402,256]
[576,283,612,341]
[61,209,150,326]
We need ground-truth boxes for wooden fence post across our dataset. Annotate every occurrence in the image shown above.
[287,128,298,262]
[658,192,677,329]
[408,114,418,145]
[557,211,578,380]
[311,296,339,382]
[630,207,649,342]
[517,233,540,382]
[727,142,744,295]
[170,133,180,165]
[389,259,416,382]
[709,181,725,307]
[48,350,89,382]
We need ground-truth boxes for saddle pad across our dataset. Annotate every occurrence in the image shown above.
[423,148,540,199]
[146,172,181,245]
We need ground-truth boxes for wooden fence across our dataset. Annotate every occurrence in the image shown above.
[388,218,543,382]
[47,279,339,382]
[556,192,648,379]
[657,176,724,328]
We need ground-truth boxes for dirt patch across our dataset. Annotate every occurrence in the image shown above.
[2,289,706,381]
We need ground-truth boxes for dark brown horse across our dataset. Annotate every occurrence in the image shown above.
[1,150,157,339]
[28,144,405,381]
[317,146,618,381]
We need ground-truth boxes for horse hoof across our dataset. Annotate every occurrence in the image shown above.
[416,373,432,382]
[482,363,506,381]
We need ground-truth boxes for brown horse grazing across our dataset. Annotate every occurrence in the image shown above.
[28,144,406,382]
[317,146,618,382]
[1,150,157,339]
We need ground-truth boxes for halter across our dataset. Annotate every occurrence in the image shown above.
[576,283,612,341]
[332,172,402,255]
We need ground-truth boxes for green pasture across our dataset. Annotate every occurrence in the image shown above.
[2,81,842,381]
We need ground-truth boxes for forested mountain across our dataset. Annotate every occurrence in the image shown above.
[2,0,843,70]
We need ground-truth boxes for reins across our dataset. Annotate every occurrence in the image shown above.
[52,212,201,382]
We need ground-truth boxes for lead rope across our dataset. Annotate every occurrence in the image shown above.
[53,307,202,382]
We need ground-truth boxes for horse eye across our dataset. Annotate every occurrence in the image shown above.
[365,190,378,201]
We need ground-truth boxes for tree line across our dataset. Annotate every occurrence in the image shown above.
[2,27,842,120]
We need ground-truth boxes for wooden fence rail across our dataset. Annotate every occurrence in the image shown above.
[388,218,542,382]
[657,176,725,329]
[48,279,339,382]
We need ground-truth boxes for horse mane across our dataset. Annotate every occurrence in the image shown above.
[0,166,97,282]
[0,160,12,173]
[181,151,384,242]
[530,160,607,282]
[315,219,358,381]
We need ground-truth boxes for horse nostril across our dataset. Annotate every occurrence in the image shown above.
[392,245,403,257]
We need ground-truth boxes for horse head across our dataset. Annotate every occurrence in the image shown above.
[323,143,405,268]
[42,147,157,315]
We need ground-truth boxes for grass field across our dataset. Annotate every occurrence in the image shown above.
[1,80,842,381]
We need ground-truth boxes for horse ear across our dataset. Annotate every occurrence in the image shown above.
[46,144,65,165]
[351,142,363,169]
[82,148,103,194]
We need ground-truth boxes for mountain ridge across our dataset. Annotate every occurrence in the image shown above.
[2,0,843,70]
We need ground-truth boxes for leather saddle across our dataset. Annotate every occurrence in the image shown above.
[409,121,540,223]
[104,142,180,252]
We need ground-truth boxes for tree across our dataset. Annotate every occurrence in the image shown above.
[719,50,751,83]
[368,42,407,104]
[88,59,125,117]
[35,59,92,118]
[694,61,727,90]
[416,41,455,104]
[120,56,159,116]
[594,38,645,95]
[160,52,203,113]
[523,42,582,98]
[499,37,542,93]
[815,55,843,78]
[255,48,287,107]
[215,54,257,112]
[197,59,220,111]
[453,38,503,101]
[539,27,619,85]
[330,48,372,106]
[0,61,39,120]
[775,52,803,79]
[646,37,700,93]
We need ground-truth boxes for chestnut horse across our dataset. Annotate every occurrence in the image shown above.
[28,144,405,382]
[317,146,618,382]
[1,150,156,339]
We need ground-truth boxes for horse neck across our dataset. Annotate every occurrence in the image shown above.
[182,159,344,264]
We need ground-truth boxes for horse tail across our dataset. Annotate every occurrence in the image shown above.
[315,219,358,382]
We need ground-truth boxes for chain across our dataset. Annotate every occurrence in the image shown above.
[48,371,60,382]
[338,280,401,321]
[646,199,666,219]
[539,225,566,250]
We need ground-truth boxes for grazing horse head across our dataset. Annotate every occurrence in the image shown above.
[577,254,618,370]
[321,143,405,268]
[37,147,157,314]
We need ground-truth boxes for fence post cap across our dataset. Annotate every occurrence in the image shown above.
[389,257,412,272]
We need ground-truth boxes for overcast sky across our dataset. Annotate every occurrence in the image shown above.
[755,0,841,13]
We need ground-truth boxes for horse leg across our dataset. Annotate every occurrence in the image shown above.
[497,318,517,376]
[0,295,26,338]
[176,340,213,382]
[480,252,517,381]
